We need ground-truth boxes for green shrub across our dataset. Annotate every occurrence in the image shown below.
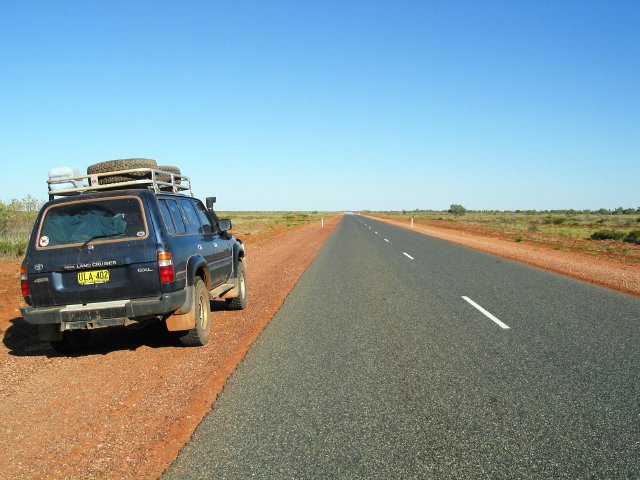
[542,216,567,225]
[449,204,467,216]
[590,230,626,241]
[0,240,28,257]
[623,230,640,245]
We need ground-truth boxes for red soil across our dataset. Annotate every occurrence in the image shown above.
[0,216,340,479]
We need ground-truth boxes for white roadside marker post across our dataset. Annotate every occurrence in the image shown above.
[321,217,324,228]
[411,217,414,228]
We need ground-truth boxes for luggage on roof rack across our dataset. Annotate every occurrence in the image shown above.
[47,167,192,199]
[48,167,84,192]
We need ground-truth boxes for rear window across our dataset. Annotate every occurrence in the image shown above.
[38,197,147,248]
[158,200,177,235]
[164,199,187,234]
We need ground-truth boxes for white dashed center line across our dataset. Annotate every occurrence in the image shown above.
[462,296,510,330]
[384,239,389,243]
[403,252,414,260]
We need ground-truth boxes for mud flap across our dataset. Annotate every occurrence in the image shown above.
[165,310,196,331]
[165,285,196,331]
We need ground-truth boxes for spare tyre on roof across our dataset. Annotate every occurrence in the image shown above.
[156,165,182,185]
[86,158,157,185]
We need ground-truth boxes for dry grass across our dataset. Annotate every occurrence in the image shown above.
[371,210,640,262]
[0,207,38,257]
[218,211,334,236]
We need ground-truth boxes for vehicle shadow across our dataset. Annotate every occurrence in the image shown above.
[3,301,227,358]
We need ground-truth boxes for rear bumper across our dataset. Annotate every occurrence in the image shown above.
[20,289,187,327]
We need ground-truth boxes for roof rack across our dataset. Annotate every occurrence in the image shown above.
[47,167,193,199]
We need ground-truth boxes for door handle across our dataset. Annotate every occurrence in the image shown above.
[197,245,203,250]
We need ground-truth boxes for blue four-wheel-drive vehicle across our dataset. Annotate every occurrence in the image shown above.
[20,158,246,352]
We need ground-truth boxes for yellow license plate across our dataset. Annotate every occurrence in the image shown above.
[77,269,110,285]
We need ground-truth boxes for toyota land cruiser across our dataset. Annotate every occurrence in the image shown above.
[20,159,246,352]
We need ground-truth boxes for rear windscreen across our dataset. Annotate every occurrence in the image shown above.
[38,197,147,248]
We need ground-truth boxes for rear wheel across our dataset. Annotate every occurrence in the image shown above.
[50,330,91,354]
[226,260,247,310]
[180,278,211,347]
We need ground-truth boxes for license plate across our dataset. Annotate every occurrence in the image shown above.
[77,269,110,285]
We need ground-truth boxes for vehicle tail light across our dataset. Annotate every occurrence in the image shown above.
[157,251,175,283]
[20,264,29,297]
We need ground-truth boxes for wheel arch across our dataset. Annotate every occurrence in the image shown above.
[186,255,211,289]
[233,241,245,274]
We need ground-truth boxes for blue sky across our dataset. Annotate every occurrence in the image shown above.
[1,0,638,211]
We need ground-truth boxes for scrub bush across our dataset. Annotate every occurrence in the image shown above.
[590,230,626,241]
[624,231,640,245]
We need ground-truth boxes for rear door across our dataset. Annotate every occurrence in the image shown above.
[27,195,161,307]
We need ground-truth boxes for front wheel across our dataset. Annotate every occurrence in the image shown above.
[226,260,247,310]
[179,278,211,347]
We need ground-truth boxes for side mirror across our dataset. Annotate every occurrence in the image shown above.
[218,219,232,232]
[206,197,216,210]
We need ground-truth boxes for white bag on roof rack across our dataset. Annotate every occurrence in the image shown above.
[48,167,84,191]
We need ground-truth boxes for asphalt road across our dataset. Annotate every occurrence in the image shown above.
[164,214,640,479]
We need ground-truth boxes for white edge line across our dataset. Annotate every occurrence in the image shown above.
[462,296,510,330]
[403,252,414,260]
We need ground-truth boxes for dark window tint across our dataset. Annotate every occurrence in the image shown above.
[179,199,202,235]
[194,201,215,234]
[166,200,187,234]
[158,200,176,235]
[40,197,146,247]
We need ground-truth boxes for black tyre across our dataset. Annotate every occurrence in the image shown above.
[87,158,157,185]
[50,330,91,354]
[226,260,247,310]
[180,278,212,347]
